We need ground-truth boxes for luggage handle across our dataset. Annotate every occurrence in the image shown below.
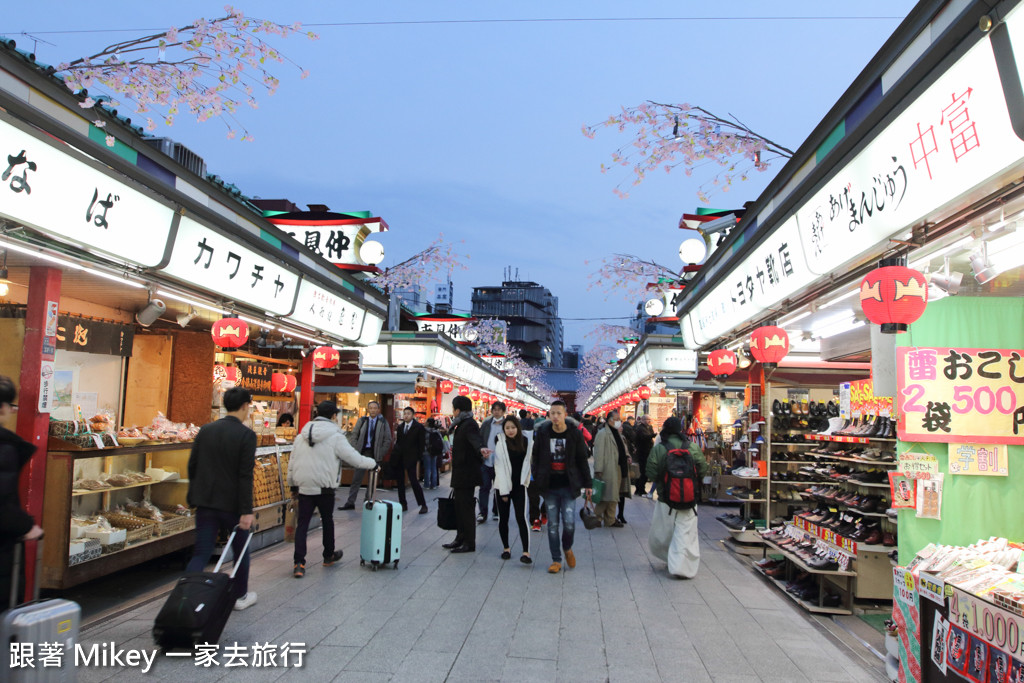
[366,466,380,503]
[10,534,44,609]
[213,525,254,579]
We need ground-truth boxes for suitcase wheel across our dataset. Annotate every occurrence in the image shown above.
[393,560,399,569]
[371,564,378,572]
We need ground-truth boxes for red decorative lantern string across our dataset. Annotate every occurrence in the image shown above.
[458,385,471,396]
[638,386,652,401]
[439,380,454,394]
[271,372,289,393]
[860,257,928,334]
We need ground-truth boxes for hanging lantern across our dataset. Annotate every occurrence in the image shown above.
[271,372,290,393]
[471,389,481,401]
[211,318,249,348]
[859,257,929,334]
[439,379,454,394]
[629,390,640,403]
[638,386,652,400]
[458,384,471,396]
[213,365,242,384]
[283,374,297,393]
[707,349,738,378]
[312,346,340,369]
[749,325,790,368]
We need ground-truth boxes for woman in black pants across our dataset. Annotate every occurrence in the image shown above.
[493,416,532,564]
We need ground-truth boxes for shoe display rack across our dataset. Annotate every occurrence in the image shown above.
[717,390,769,554]
[756,525,856,615]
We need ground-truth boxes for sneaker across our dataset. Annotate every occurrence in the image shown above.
[233,591,258,610]
[548,562,562,574]
[323,551,343,566]
[540,514,548,525]
[531,521,542,532]
[477,515,486,524]
[293,564,305,578]
[565,549,576,569]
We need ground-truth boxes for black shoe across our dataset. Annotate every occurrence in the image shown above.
[501,550,511,560]
[338,503,356,510]
[616,517,627,525]
[477,515,486,525]
[442,540,462,550]
[419,505,429,514]
[450,545,475,553]
[323,550,343,566]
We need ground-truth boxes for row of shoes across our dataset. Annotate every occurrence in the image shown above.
[771,488,810,502]
[831,415,897,439]
[801,464,890,485]
[800,486,887,513]
[773,415,830,431]
[716,513,758,531]
[808,444,897,463]
[725,486,763,500]
[758,531,843,572]
[772,433,815,443]
[772,399,840,418]
[797,508,896,546]
[731,466,762,477]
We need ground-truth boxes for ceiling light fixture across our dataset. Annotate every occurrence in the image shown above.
[176,307,198,328]
[818,288,860,310]
[0,238,146,289]
[778,310,811,327]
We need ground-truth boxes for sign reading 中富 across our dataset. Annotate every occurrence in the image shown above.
[289,279,367,341]
[896,346,1024,444]
[161,217,300,315]
[947,443,1009,476]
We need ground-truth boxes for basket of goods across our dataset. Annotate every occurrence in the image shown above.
[72,478,112,494]
[156,505,195,535]
[116,428,146,447]
[101,510,158,543]
[49,419,81,439]
[138,413,200,445]
[88,413,114,434]
[82,516,128,553]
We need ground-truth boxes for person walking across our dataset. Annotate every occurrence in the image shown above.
[391,407,429,514]
[186,387,259,611]
[493,416,532,564]
[0,377,43,612]
[442,395,487,553]
[340,401,392,510]
[478,401,506,523]
[288,401,377,578]
[532,400,592,574]
[633,414,656,497]
[592,410,631,528]
[423,418,444,490]
[645,416,709,578]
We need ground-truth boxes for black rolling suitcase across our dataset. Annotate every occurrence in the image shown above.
[153,527,252,649]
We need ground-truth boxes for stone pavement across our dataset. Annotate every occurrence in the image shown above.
[76,478,888,683]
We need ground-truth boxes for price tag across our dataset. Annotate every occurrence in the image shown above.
[838,554,851,571]
[90,434,105,449]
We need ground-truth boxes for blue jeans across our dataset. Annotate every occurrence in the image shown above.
[186,507,250,599]
[422,452,438,489]
[544,487,577,563]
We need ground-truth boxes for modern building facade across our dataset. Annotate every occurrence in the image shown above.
[471,278,564,367]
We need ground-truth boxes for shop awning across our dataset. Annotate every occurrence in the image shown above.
[342,370,421,395]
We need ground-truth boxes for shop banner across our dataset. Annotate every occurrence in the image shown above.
[849,378,893,417]
[892,567,923,683]
[236,362,289,396]
[948,443,1009,476]
[55,315,134,357]
[506,376,516,393]
[897,451,940,478]
[896,346,1024,444]
[289,278,368,341]
[949,586,1024,659]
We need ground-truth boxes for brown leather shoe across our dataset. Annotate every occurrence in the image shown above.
[548,562,562,574]
[565,549,576,569]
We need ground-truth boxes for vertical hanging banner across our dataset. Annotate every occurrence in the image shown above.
[896,347,1024,444]
[947,443,1009,475]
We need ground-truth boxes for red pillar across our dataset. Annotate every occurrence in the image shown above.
[16,267,62,601]
[298,354,315,429]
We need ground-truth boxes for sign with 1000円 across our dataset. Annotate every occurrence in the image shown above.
[896,347,1024,444]
[948,586,1024,659]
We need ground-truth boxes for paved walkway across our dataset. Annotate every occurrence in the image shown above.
[77,480,887,683]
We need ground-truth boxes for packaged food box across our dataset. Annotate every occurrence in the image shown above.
[145,467,180,482]
[84,528,127,545]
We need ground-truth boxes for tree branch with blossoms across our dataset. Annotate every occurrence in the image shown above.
[587,252,680,302]
[56,5,318,145]
[463,318,556,399]
[587,323,641,348]
[583,100,793,202]
[575,344,620,404]
[372,235,468,293]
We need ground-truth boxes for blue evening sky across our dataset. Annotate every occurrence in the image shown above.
[1,1,916,348]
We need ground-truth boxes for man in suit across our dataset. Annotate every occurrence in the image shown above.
[391,407,429,514]
[340,400,393,510]
[186,386,259,610]
[442,395,487,553]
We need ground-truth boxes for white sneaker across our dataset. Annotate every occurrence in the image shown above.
[233,591,258,611]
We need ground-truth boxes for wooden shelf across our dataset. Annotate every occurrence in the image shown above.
[71,479,172,497]
[753,565,853,615]
[804,434,897,444]
[845,480,890,488]
[761,536,857,576]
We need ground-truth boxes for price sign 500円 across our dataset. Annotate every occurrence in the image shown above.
[896,347,1024,444]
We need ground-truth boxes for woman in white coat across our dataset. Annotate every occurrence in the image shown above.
[493,416,532,564]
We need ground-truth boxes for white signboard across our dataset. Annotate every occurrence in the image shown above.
[270,216,385,267]
[289,278,367,341]
[38,361,54,412]
[645,348,698,375]
[0,117,175,267]
[415,318,475,343]
[162,217,300,315]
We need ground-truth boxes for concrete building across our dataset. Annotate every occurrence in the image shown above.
[471,273,564,367]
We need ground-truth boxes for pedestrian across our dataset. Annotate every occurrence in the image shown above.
[442,395,487,553]
[532,400,592,574]
[493,415,532,564]
[518,409,535,432]
[423,418,444,490]
[0,377,43,612]
[391,407,430,514]
[592,409,631,527]
[478,401,506,523]
[186,387,259,611]
[633,414,656,497]
[645,416,709,578]
[621,416,637,457]
[340,401,393,510]
[288,401,377,578]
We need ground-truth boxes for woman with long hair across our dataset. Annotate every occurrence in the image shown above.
[492,415,532,563]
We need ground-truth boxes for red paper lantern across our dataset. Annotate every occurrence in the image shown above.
[439,380,454,394]
[638,386,652,400]
[859,259,929,334]
[707,349,738,378]
[749,325,790,368]
[213,365,242,384]
[211,318,249,348]
[471,390,481,401]
[312,346,340,369]
[283,374,297,393]
[271,372,289,393]
[458,385,471,396]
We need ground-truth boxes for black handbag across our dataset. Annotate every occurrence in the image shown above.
[579,502,602,530]
[436,491,458,530]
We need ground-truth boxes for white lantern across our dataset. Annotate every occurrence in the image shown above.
[644,298,665,317]
[360,240,386,265]
[678,228,708,264]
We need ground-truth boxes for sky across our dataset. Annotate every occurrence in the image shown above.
[1,1,918,349]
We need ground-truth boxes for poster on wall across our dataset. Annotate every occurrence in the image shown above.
[896,451,939,478]
[931,615,949,675]
[947,443,1009,476]
[848,378,893,416]
[896,346,1024,444]
[916,474,943,520]
[648,397,675,433]
[889,471,917,508]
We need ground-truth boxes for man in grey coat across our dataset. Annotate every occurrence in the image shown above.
[339,401,393,509]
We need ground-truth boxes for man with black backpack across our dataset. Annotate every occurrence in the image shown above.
[645,416,708,578]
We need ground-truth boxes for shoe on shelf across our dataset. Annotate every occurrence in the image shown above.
[548,562,562,574]
[292,564,305,578]
[565,549,576,569]
[338,503,356,511]
[233,591,258,610]
[323,551,343,566]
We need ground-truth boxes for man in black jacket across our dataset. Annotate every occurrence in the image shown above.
[0,376,42,611]
[443,395,487,553]
[186,387,259,611]
[391,407,429,514]
[532,400,592,574]
[633,414,656,497]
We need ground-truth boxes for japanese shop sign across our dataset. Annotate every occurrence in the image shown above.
[947,443,1008,476]
[849,378,893,416]
[38,360,54,412]
[55,315,134,357]
[896,451,940,478]
[894,567,917,606]
[162,218,299,316]
[0,117,175,267]
[289,279,367,341]
[236,362,282,396]
[919,572,947,606]
[645,348,699,375]
[948,586,1024,659]
[897,347,1024,444]
[414,316,476,343]
[266,215,386,269]
[840,382,852,418]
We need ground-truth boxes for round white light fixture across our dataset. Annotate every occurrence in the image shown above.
[463,328,479,342]
[644,298,665,317]
[678,228,708,264]
[360,240,385,265]
[615,348,628,360]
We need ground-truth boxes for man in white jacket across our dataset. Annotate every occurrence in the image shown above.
[288,401,377,578]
